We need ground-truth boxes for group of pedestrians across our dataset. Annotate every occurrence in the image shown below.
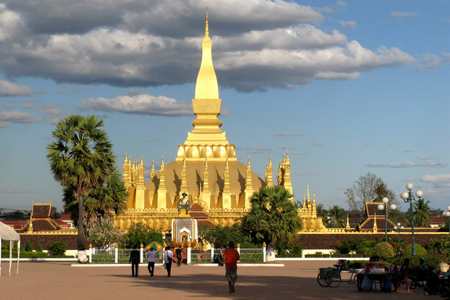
[128,245,183,277]
[128,241,241,293]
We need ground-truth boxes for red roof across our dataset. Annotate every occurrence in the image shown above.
[429,216,446,224]
[1,220,26,230]
[56,213,72,221]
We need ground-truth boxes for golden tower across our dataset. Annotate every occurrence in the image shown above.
[115,11,309,232]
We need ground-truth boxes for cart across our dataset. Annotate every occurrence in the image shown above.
[317,267,359,288]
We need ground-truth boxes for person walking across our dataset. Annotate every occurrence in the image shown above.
[176,246,182,267]
[223,241,240,293]
[146,247,156,276]
[129,248,140,277]
[163,246,174,277]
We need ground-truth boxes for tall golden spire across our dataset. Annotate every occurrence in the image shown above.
[195,8,219,100]
[178,9,235,161]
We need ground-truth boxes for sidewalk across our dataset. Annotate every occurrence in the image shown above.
[1,260,428,300]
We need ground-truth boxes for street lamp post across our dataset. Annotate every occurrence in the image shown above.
[377,197,397,242]
[394,223,404,236]
[444,206,450,233]
[400,183,423,256]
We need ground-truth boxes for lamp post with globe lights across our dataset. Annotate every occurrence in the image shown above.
[400,183,423,256]
[377,197,397,242]
[394,223,404,236]
[444,206,450,233]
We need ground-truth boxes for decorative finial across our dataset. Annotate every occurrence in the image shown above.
[205,8,209,38]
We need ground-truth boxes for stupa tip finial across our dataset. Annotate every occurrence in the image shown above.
[205,8,209,38]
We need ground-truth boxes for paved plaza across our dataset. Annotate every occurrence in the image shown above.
[1,260,430,300]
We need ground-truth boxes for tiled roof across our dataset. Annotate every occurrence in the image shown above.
[32,204,52,218]
[24,219,61,231]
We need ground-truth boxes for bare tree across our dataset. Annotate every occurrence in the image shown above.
[345,172,381,212]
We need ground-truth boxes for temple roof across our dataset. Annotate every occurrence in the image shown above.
[32,203,52,218]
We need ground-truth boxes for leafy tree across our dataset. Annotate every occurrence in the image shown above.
[413,198,431,227]
[63,168,127,237]
[124,223,163,248]
[356,239,378,257]
[3,210,28,220]
[241,186,301,246]
[47,115,115,250]
[88,222,124,249]
[337,238,361,254]
[199,224,251,248]
[326,205,346,228]
[372,181,397,205]
[316,203,327,218]
[345,172,382,212]
[276,240,303,257]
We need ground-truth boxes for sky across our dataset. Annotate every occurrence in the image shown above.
[0,0,449,213]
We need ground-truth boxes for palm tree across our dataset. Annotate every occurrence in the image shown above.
[63,168,128,237]
[413,198,432,227]
[327,205,346,228]
[47,115,115,250]
[316,203,327,218]
[241,186,301,245]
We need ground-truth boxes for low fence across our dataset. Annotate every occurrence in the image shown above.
[88,245,267,264]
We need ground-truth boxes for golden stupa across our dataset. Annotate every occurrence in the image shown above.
[114,11,325,233]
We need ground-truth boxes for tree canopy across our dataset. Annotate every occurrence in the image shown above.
[47,115,116,250]
[241,186,301,245]
[345,172,396,213]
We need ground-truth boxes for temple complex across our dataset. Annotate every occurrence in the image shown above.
[114,11,326,233]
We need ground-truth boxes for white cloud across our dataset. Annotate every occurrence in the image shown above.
[390,11,421,18]
[0,80,32,97]
[421,174,450,188]
[366,161,447,168]
[2,103,14,108]
[421,174,450,183]
[339,20,357,32]
[0,4,23,41]
[236,147,273,154]
[422,53,450,68]
[0,0,436,93]
[0,111,39,126]
[417,155,438,160]
[78,94,192,116]
[272,132,302,136]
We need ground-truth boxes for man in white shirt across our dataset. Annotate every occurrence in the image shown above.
[146,248,156,276]
[163,246,174,277]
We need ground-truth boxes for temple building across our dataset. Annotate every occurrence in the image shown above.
[115,12,326,233]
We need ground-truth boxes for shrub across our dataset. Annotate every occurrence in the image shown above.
[124,223,163,248]
[337,238,360,254]
[35,242,43,252]
[371,242,395,260]
[25,241,33,252]
[356,240,377,257]
[276,240,302,257]
[49,241,67,256]
[402,244,426,260]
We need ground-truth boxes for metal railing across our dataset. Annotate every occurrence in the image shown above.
[88,245,266,264]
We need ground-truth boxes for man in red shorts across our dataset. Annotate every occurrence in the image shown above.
[223,241,240,293]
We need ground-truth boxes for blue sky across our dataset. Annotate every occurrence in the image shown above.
[0,0,448,213]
